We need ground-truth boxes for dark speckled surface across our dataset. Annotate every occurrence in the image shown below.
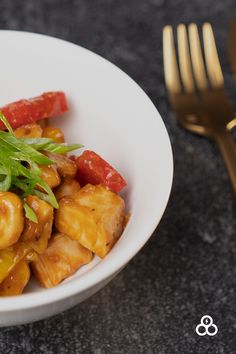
[0,1,236,353]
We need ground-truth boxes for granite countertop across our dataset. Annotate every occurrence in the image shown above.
[0,0,236,353]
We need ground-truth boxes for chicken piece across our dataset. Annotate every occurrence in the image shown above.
[39,164,61,189]
[44,152,77,178]
[14,123,43,138]
[21,195,53,254]
[55,198,106,257]
[73,184,125,243]
[32,233,93,288]
[0,192,24,249]
[55,185,125,258]
[54,178,81,200]
[0,260,30,296]
[0,242,32,283]
[42,126,65,143]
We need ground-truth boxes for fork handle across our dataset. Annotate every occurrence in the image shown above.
[215,130,236,194]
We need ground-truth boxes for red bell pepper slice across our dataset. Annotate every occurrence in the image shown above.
[0,92,68,130]
[72,150,127,193]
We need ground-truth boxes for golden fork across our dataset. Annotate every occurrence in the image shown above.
[227,20,236,130]
[228,20,236,81]
[163,23,236,193]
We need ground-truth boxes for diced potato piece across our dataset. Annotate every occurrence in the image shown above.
[44,152,77,178]
[55,185,125,258]
[0,260,30,296]
[54,178,81,200]
[32,233,92,288]
[73,184,125,243]
[14,123,43,138]
[0,192,24,249]
[42,126,65,143]
[21,195,53,254]
[39,164,61,189]
[0,242,32,283]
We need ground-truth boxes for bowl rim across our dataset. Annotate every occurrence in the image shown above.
[0,29,173,312]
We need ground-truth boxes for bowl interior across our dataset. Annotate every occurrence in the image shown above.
[0,31,173,310]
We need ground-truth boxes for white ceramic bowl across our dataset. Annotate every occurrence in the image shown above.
[0,30,173,327]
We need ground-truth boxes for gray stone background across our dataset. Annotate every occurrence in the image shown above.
[0,0,236,353]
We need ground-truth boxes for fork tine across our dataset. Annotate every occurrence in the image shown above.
[228,20,236,79]
[177,24,195,93]
[202,22,224,88]
[163,26,181,96]
[188,23,208,90]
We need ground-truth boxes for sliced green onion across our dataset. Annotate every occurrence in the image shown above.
[0,111,15,136]
[23,202,38,223]
[0,112,81,220]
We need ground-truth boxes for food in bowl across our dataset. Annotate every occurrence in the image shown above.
[0,92,128,295]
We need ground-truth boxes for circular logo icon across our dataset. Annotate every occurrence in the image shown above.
[201,315,213,326]
[196,315,218,336]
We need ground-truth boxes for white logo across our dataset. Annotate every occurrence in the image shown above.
[195,315,218,336]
